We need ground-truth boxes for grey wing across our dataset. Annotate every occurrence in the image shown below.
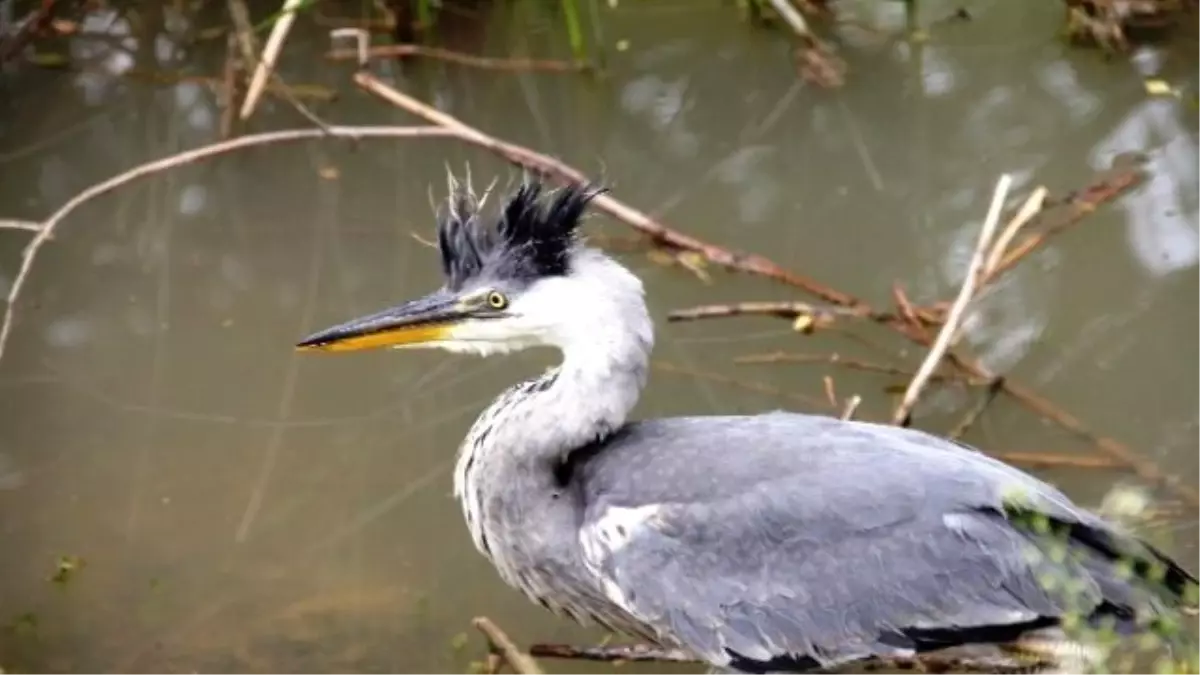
[580,482,1067,670]
[575,415,1196,671]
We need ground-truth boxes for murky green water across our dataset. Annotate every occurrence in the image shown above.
[0,0,1196,672]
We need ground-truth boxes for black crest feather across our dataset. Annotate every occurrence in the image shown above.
[435,177,607,290]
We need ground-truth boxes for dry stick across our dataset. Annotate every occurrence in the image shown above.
[986,162,1145,283]
[982,186,1047,285]
[840,395,862,421]
[892,174,1012,426]
[822,375,838,408]
[528,642,1050,673]
[765,0,814,36]
[350,70,861,307]
[472,617,543,675]
[0,220,42,233]
[231,0,332,132]
[993,451,1122,470]
[0,125,457,362]
[240,0,305,120]
[667,300,885,323]
[947,376,1005,440]
[328,44,586,72]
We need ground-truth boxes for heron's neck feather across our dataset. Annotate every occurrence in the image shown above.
[453,249,653,562]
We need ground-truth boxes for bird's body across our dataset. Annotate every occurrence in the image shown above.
[299,179,1197,673]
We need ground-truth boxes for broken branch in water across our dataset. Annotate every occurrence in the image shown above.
[0,125,456,363]
[327,44,587,72]
[947,376,1006,440]
[240,0,305,120]
[986,154,1147,284]
[472,617,543,675]
[981,186,1047,286]
[892,174,1013,426]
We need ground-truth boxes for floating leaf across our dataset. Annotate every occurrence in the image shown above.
[1143,79,1176,97]
[792,314,814,334]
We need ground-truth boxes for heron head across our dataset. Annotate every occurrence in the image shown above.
[296,176,646,357]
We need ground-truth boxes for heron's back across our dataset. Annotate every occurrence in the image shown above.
[567,412,1195,672]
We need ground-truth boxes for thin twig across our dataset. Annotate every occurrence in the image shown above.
[765,0,814,37]
[667,301,881,323]
[0,125,457,363]
[327,44,586,72]
[528,642,1051,673]
[948,376,1005,440]
[232,0,333,131]
[987,157,1146,282]
[840,395,862,421]
[0,220,43,233]
[892,174,1012,426]
[240,0,304,120]
[993,451,1124,470]
[822,375,838,409]
[982,186,1047,284]
[472,617,543,675]
[529,643,694,663]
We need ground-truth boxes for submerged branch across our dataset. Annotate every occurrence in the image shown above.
[328,44,587,72]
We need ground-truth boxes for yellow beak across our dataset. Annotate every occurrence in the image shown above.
[296,291,464,353]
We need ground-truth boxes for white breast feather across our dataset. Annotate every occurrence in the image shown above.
[579,504,662,613]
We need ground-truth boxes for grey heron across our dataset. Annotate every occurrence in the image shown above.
[297,178,1197,673]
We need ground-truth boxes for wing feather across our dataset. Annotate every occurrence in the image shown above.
[573,415,1196,671]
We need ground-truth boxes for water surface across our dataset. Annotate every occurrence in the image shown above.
[0,1,1196,672]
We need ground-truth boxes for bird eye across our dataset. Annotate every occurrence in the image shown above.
[486,291,509,309]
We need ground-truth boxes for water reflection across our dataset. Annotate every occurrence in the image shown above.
[0,0,1196,672]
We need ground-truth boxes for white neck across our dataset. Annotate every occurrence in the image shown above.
[452,249,654,559]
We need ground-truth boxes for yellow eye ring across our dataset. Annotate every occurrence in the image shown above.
[486,291,508,309]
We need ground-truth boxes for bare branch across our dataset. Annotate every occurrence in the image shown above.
[472,617,543,675]
[892,174,1012,426]
[0,125,457,363]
